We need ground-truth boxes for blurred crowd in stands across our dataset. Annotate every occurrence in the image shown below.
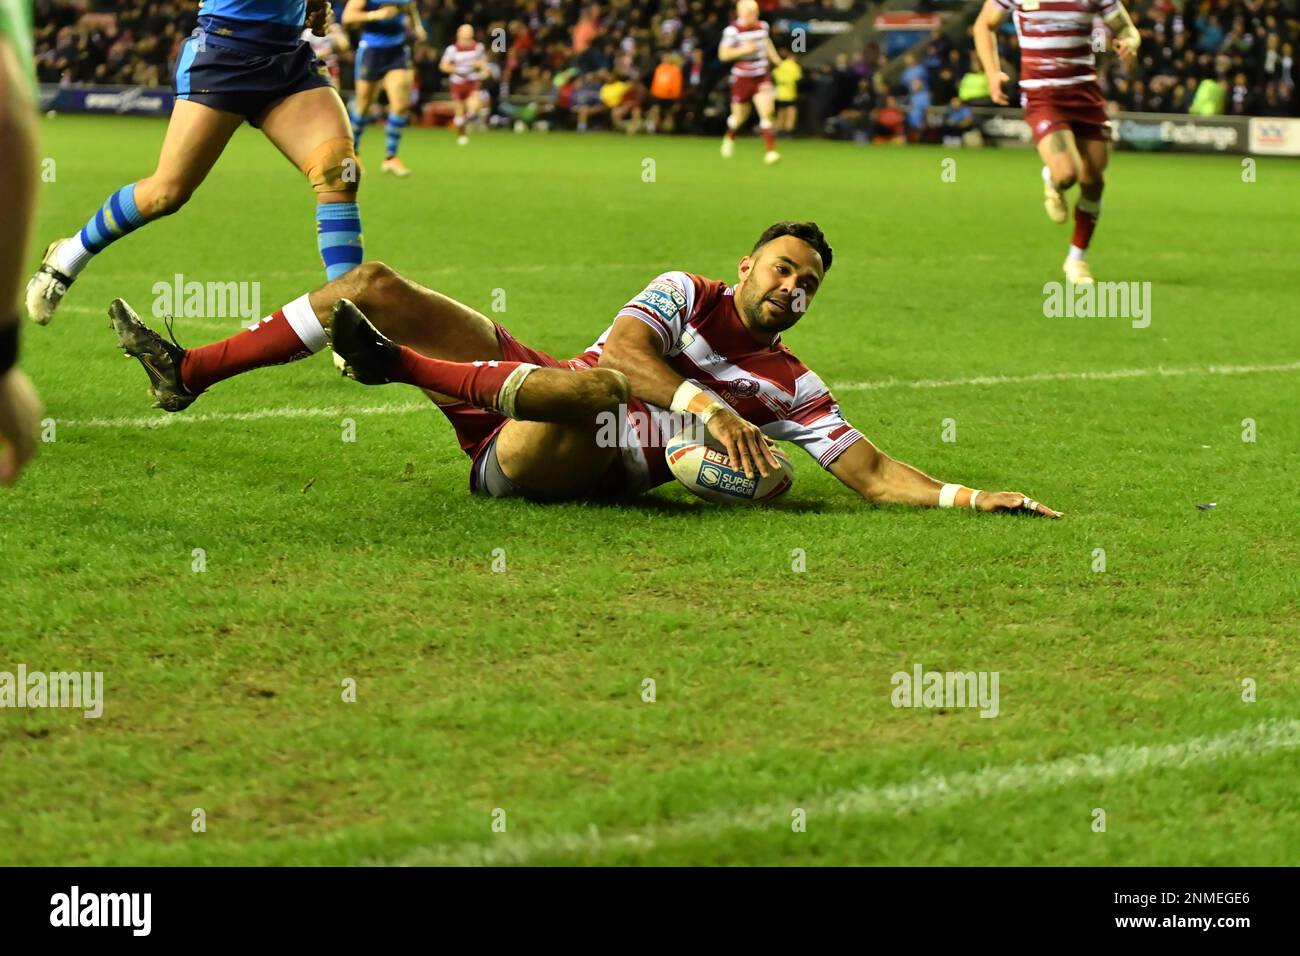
[29,0,1300,141]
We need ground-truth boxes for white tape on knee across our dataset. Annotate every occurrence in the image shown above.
[497,363,539,418]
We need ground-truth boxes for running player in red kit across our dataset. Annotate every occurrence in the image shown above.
[441,24,487,146]
[103,221,1060,516]
[719,0,785,165]
[974,0,1140,283]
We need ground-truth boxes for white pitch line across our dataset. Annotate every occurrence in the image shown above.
[57,360,1300,430]
[833,360,1300,392]
[383,718,1300,867]
[63,401,430,430]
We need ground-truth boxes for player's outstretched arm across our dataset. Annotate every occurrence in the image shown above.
[0,35,43,484]
[972,0,1010,106]
[1104,4,1141,67]
[828,438,1063,517]
[406,1,427,44]
[599,316,781,480]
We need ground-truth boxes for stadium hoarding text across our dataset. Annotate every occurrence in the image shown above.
[1248,116,1300,156]
[969,108,1297,156]
[39,84,174,116]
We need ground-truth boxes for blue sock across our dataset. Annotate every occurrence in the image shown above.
[316,202,363,281]
[78,184,146,254]
[350,108,369,149]
[385,113,409,158]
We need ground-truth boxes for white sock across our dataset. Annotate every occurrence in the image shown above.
[1041,166,1061,194]
[53,234,95,277]
[281,293,328,353]
[1067,245,1087,262]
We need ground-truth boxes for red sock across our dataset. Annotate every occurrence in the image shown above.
[392,348,531,411]
[182,308,322,394]
[726,126,737,141]
[180,295,325,394]
[1071,197,1101,253]
[762,126,775,151]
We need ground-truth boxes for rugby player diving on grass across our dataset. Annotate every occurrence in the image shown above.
[105,221,1062,515]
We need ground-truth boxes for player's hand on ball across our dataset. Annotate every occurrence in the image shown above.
[0,369,43,486]
[977,491,1062,518]
[989,71,1010,106]
[306,0,333,35]
[706,409,780,480]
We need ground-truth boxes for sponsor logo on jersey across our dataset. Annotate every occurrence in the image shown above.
[631,287,684,323]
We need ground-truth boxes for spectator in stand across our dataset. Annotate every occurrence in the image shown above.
[931,59,958,106]
[573,69,607,130]
[647,49,683,133]
[573,4,601,56]
[826,75,873,140]
[1225,70,1257,115]
[958,59,993,106]
[905,76,930,138]
[1190,71,1226,115]
[1259,80,1290,115]
[939,96,975,143]
[899,52,926,94]
[602,71,643,132]
[870,93,906,143]
[772,46,801,134]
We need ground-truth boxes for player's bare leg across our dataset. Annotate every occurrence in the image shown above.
[330,297,628,499]
[453,99,469,144]
[1066,137,1109,284]
[752,86,779,164]
[259,85,364,281]
[722,101,750,157]
[26,99,242,324]
[1036,128,1081,226]
[379,68,414,175]
[109,261,502,409]
[349,77,379,155]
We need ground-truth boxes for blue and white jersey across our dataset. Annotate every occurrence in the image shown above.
[198,0,306,26]
[359,0,408,48]
[196,0,307,53]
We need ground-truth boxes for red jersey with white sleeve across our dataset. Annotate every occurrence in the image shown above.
[443,41,485,83]
[570,272,865,492]
[720,19,770,80]
[994,0,1116,95]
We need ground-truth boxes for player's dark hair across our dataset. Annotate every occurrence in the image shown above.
[751,221,833,272]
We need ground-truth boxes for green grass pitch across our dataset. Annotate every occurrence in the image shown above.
[2,116,1298,865]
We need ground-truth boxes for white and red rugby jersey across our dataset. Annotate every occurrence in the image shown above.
[719,19,770,79]
[994,0,1118,92]
[569,272,865,492]
[442,41,485,81]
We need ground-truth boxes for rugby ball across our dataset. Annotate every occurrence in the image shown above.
[665,427,794,505]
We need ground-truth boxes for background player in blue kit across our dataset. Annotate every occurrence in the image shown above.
[343,0,426,177]
[25,0,365,326]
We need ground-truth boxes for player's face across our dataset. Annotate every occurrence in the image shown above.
[736,236,824,336]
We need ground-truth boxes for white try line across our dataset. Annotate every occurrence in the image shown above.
[59,360,1300,430]
[382,717,1300,866]
[833,360,1300,392]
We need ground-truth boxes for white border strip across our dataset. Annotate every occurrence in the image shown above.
[833,360,1300,392]
[383,718,1300,866]
[57,360,1300,430]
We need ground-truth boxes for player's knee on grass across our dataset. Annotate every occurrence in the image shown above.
[302,135,360,195]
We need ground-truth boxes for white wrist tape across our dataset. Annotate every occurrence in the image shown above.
[939,483,982,509]
[670,380,705,414]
